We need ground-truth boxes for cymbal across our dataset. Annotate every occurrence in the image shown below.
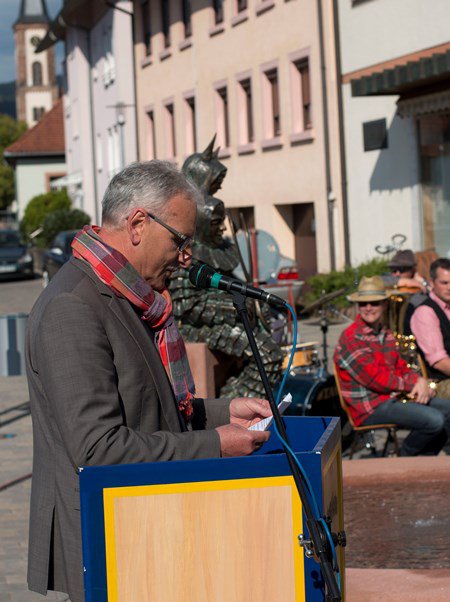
[300,288,347,314]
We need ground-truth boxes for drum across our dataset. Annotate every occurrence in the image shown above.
[274,371,354,448]
[281,341,319,371]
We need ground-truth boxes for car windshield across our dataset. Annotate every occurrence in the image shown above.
[0,232,21,248]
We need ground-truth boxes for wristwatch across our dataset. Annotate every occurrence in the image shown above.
[428,381,438,391]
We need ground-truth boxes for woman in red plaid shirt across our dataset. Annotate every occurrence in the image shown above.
[334,276,450,456]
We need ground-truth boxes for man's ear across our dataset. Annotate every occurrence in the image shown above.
[127,209,146,246]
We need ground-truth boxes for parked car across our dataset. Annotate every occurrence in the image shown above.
[0,229,34,279]
[232,229,304,306]
[42,230,78,285]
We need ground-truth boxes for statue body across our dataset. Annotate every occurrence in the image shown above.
[169,137,282,397]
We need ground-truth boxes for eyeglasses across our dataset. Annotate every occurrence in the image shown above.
[357,300,383,307]
[146,211,193,253]
[391,266,412,274]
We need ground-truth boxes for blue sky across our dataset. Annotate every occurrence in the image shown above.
[0,0,63,83]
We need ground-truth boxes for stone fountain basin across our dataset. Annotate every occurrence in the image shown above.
[343,456,450,601]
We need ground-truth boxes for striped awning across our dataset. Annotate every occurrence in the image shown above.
[350,49,450,97]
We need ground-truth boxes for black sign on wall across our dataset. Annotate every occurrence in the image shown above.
[363,118,388,151]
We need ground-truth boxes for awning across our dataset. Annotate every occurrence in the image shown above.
[397,89,450,118]
[35,0,109,53]
[50,172,83,189]
[349,48,450,97]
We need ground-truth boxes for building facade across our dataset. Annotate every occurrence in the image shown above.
[338,0,450,264]
[133,0,347,276]
[13,0,58,127]
[4,100,66,219]
[37,1,138,225]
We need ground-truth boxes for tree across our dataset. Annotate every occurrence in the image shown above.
[41,208,91,247]
[0,114,27,209]
[0,164,15,209]
[20,189,71,245]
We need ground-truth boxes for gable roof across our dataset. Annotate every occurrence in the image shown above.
[4,99,65,161]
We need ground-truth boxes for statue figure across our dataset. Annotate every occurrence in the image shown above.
[169,137,282,398]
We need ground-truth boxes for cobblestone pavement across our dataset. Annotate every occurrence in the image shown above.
[0,278,440,599]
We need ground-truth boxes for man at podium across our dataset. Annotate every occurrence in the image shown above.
[25,161,271,602]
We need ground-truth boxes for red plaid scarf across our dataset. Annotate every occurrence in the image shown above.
[72,225,194,422]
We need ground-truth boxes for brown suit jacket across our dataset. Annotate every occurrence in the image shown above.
[26,258,229,602]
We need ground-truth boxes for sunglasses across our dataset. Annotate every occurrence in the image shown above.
[357,300,383,307]
[391,266,413,274]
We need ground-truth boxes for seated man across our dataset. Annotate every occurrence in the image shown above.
[410,258,450,394]
[334,275,450,456]
[382,249,428,293]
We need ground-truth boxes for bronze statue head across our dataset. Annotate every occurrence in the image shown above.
[182,135,227,195]
[195,196,227,247]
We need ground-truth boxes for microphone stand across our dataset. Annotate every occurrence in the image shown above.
[231,291,341,602]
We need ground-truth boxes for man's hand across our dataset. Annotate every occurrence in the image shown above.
[229,397,272,428]
[216,424,270,457]
[409,377,432,404]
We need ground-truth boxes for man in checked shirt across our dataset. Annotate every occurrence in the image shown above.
[334,276,450,456]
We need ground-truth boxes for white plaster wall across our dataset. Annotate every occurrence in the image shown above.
[25,28,49,85]
[342,86,421,264]
[25,90,53,126]
[15,158,67,218]
[90,1,137,203]
[135,0,344,273]
[339,0,450,73]
[64,28,97,223]
[338,0,449,266]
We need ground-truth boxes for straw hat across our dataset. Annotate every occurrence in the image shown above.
[388,249,416,269]
[347,275,390,303]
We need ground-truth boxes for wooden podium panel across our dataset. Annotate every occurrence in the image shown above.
[104,477,303,602]
[79,417,344,602]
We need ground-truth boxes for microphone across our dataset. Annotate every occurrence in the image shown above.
[189,263,287,308]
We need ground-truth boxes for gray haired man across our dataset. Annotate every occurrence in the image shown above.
[26,161,271,602]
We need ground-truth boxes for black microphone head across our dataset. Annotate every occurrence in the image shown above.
[188,262,214,289]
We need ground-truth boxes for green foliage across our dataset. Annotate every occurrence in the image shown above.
[0,164,15,209]
[20,190,71,246]
[41,209,91,247]
[0,114,27,209]
[0,113,27,156]
[304,257,389,309]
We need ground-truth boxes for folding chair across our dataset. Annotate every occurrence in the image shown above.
[333,364,400,460]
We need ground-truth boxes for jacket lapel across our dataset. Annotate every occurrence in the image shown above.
[72,258,183,432]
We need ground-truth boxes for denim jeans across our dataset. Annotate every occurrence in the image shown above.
[364,396,450,456]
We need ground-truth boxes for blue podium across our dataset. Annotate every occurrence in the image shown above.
[79,416,344,601]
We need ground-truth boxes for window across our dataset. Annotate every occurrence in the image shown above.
[164,102,176,158]
[161,0,170,48]
[96,133,103,172]
[102,26,115,86]
[215,86,230,149]
[236,0,247,12]
[141,0,152,56]
[108,126,121,177]
[213,0,224,25]
[32,61,42,86]
[184,95,197,154]
[32,107,45,121]
[182,0,192,38]
[237,77,254,146]
[295,58,311,130]
[289,51,313,140]
[262,67,281,140]
[146,110,156,159]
